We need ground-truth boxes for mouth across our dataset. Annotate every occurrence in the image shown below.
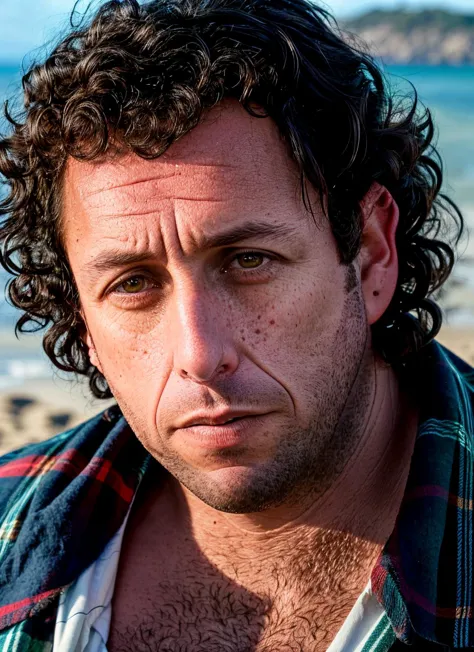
[176,414,268,450]
[181,411,264,428]
[190,416,244,426]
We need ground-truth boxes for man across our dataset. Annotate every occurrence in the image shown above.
[0,0,471,650]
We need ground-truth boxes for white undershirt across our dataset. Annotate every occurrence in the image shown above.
[53,518,387,652]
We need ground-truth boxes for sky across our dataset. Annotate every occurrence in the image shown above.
[0,0,473,63]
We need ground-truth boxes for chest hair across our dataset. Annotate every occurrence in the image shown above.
[109,577,355,651]
[108,532,377,652]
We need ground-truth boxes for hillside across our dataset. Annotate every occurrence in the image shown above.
[344,9,474,65]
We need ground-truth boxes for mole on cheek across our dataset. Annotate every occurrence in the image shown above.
[270,320,275,325]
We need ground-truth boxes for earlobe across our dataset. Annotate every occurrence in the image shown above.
[85,331,103,373]
[80,313,104,373]
[358,183,399,326]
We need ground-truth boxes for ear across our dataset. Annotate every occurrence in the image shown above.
[358,183,399,326]
[80,312,104,374]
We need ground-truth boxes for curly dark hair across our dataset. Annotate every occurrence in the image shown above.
[0,0,464,399]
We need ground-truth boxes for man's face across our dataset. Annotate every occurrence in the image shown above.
[63,101,370,513]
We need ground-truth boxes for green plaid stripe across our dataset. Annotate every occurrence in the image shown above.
[0,620,52,651]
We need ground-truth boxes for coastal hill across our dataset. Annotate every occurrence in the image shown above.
[344,9,474,65]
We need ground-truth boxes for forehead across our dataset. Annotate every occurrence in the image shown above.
[63,100,300,213]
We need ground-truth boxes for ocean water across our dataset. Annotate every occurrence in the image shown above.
[0,63,473,383]
[386,66,474,213]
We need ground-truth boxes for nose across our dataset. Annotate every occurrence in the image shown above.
[170,282,240,383]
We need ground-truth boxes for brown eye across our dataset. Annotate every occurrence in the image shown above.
[118,277,147,293]
[236,253,265,269]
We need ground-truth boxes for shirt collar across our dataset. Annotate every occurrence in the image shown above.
[372,341,474,648]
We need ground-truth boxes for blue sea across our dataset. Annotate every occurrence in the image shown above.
[0,63,473,385]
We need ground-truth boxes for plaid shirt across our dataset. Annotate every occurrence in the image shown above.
[0,341,473,651]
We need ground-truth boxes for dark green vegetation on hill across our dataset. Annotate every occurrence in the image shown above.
[348,9,474,32]
[345,9,474,64]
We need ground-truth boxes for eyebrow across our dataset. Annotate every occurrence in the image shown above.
[196,221,299,250]
[83,220,299,282]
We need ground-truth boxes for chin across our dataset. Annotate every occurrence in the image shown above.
[180,464,293,514]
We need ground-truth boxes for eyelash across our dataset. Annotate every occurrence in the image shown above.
[110,251,275,299]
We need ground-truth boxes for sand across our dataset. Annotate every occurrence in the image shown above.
[436,327,474,365]
[0,376,114,456]
[0,326,472,456]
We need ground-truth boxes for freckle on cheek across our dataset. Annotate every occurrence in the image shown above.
[255,329,261,335]
[270,320,275,325]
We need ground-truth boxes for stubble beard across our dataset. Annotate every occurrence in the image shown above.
[107,282,374,515]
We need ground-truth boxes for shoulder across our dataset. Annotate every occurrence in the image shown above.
[0,404,149,633]
[0,405,124,522]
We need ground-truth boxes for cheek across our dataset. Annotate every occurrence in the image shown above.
[86,309,171,402]
[237,275,344,369]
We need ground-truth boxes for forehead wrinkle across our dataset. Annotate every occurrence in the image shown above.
[84,184,242,216]
[82,162,240,200]
[91,199,227,221]
[85,171,178,197]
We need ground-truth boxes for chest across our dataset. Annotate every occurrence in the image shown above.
[108,559,359,652]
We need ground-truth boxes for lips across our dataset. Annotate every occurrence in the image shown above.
[179,411,261,428]
[176,413,266,450]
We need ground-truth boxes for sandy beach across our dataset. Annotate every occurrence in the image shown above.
[0,375,115,456]
[0,326,472,457]
[437,327,474,366]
